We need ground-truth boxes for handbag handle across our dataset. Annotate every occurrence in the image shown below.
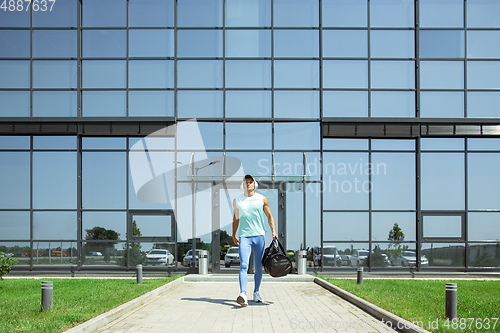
[272,239,287,255]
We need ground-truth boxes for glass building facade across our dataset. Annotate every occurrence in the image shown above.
[1,0,500,273]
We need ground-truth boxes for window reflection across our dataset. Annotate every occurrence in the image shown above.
[274,30,319,58]
[275,60,319,88]
[129,60,174,89]
[468,153,500,210]
[33,30,77,58]
[33,61,77,88]
[420,30,464,58]
[322,30,367,58]
[0,91,30,117]
[372,213,416,242]
[226,91,271,118]
[129,0,174,27]
[421,243,465,267]
[419,0,463,28]
[83,0,126,27]
[0,61,30,88]
[371,61,415,89]
[0,153,30,209]
[371,91,415,117]
[129,91,174,117]
[0,30,30,58]
[178,0,223,27]
[177,91,223,118]
[467,61,500,89]
[129,30,174,58]
[273,0,319,27]
[274,122,320,150]
[467,0,500,28]
[323,60,367,89]
[82,212,126,240]
[225,123,272,150]
[371,30,414,59]
[274,91,319,119]
[467,92,500,118]
[323,91,368,117]
[82,60,127,88]
[225,60,270,88]
[468,243,500,268]
[324,212,369,241]
[420,92,464,118]
[33,91,77,117]
[178,60,223,88]
[33,212,77,240]
[420,61,463,89]
[322,0,367,28]
[83,91,126,117]
[226,30,271,58]
[226,0,271,27]
[370,0,414,28]
[178,30,223,58]
[33,0,77,27]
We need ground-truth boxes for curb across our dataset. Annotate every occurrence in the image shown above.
[63,276,185,333]
[314,277,432,333]
[184,273,315,282]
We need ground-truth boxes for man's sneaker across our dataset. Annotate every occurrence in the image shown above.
[236,293,248,306]
[253,292,262,303]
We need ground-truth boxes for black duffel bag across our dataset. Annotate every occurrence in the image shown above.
[262,239,292,277]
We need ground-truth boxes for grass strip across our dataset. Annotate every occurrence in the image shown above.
[0,275,182,333]
[320,277,500,333]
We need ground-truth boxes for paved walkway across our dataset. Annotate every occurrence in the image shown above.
[94,279,398,333]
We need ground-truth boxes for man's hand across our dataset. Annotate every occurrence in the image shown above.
[272,231,278,240]
[233,235,239,246]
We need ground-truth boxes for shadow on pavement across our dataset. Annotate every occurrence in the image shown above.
[180,297,274,308]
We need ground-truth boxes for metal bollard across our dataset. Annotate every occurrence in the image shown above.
[445,283,457,319]
[297,250,307,275]
[357,267,363,284]
[199,250,208,275]
[41,281,53,312]
[136,264,143,284]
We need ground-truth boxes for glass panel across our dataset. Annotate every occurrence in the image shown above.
[371,139,415,151]
[0,60,30,88]
[371,153,416,210]
[468,213,500,242]
[420,61,464,89]
[129,29,174,58]
[323,91,368,117]
[371,91,415,117]
[32,242,78,265]
[0,91,30,117]
[468,31,500,59]
[0,6,30,27]
[226,30,271,58]
[422,243,465,267]
[468,61,500,89]
[33,91,77,117]
[372,213,416,242]
[178,60,223,88]
[225,123,272,150]
[323,152,369,210]
[421,138,464,151]
[274,91,319,119]
[468,153,500,210]
[33,61,77,88]
[33,212,77,240]
[306,183,321,248]
[274,60,319,88]
[371,61,415,89]
[468,138,500,151]
[467,92,500,118]
[83,91,126,117]
[192,122,223,150]
[323,60,368,89]
[0,136,30,149]
[33,152,77,209]
[421,153,465,210]
[129,60,174,89]
[468,243,500,268]
[370,0,414,28]
[82,242,124,266]
[226,91,271,118]
[33,30,77,58]
[82,0,126,27]
[370,30,414,59]
[225,60,270,88]
[33,0,77,27]
[0,30,30,58]
[275,152,309,180]
[83,30,126,58]
[226,0,271,27]
[286,183,303,251]
[82,152,126,209]
[33,136,76,150]
[82,60,127,88]
[129,0,174,27]
[315,243,369,267]
[274,122,320,150]
[177,91,223,118]
[420,30,464,59]
[424,215,462,238]
[82,212,126,241]
[0,153,30,209]
[129,91,174,117]
[0,242,30,264]
[467,0,500,28]
[82,138,126,150]
[420,0,464,28]
[177,0,223,27]
[324,212,369,241]
[274,30,319,58]
[322,139,368,151]
[132,215,171,238]
[273,0,319,27]
[178,30,223,58]
[322,0,367,28]
[224,152,272,179]
[420,92,464,118]
[322,30,367,58]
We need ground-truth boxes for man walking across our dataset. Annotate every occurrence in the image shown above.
[232,174,278,306]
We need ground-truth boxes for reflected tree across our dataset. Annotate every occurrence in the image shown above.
[387,223,408,265]
[364,245,389,267]
[119,220,145,267]
[85,226,119,263]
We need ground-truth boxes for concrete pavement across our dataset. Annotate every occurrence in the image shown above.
[87,275,404,333]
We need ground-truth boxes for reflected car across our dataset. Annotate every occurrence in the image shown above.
[350,250,370,267]
[145,249,174,266]
[224,247,240,268]
[340,255,351,266]
[395,251,428,268]
[89,251,103,256]
[313,246,342,267]
[183,250,210,267]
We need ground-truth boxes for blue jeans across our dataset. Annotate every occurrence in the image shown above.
[239,235,265,294]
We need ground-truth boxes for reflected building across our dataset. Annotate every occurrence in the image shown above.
[0,0,500,273]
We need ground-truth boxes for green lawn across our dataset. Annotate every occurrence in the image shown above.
[0,276,182,333]
[320,277,500,333]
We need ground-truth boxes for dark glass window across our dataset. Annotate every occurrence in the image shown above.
[129,0,174,27]
[82,0,126,27]
[0,91,30,117]
[33,30,77,58]
[129,30,174,58]
[33,0,77,27]
[226,0,271,27]
[0,30,30,58]
[83,30,127,58]
[0,152,30,209]
[178,0,223,27]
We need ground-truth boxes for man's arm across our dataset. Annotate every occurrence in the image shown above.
[232,199,240,245]
[263,196,278,239]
